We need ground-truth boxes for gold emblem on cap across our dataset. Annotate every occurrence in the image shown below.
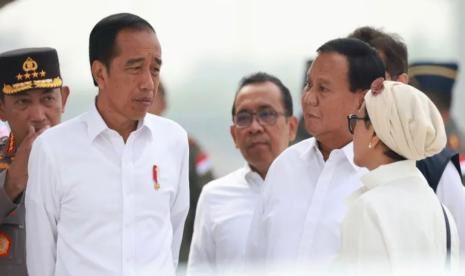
[16,57,41,81]
[23,57,38,72]
[4,56,61,94]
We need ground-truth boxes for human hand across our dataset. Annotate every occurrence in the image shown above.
[4,125,48,202]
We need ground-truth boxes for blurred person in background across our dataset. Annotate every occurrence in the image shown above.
[295,59,313,143]
[409,62,465,180]
[409,62,465,153]
[188,72,297,275]
[148,81,214,264]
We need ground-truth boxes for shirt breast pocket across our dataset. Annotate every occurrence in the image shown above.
[135,163,178,213]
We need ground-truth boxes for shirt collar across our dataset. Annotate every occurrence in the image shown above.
[83,100,153,142]
[340,142,359,171]
[83,102,107,142]
[243,163,265,189]
[300,137,317,160]
[302,138,359,171]
[361,160,417,190]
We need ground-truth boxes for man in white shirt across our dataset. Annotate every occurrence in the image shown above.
[25,13,189,276]
[349,26,465,265]
[246,38,386,273]
[188,72,297,275]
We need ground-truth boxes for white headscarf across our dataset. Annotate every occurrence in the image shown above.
[364,80,446,160]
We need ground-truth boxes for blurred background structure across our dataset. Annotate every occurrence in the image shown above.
[1,0,464,177]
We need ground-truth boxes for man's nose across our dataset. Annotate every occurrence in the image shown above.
[247,115,265,133]
[139,68,155,91]
[28,104,47,122]
[302,89,317,106]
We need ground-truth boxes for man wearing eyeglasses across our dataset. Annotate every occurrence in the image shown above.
[187,72,297,275]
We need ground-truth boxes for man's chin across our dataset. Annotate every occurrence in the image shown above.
[246,148,272,161]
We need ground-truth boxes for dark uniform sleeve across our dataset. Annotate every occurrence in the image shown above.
[0,169,27,275]
[0,170,17,224]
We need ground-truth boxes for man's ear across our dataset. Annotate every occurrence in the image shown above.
[60,86,70,113]
[354,89,367,110]
[287,115,298,143]
[396,73,409,84]
[91,60,108,90]
[230,125,239,149]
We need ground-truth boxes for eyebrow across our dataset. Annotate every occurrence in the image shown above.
[125,57,163,67]
[40,88,56,94]
[125,58,145,67]
[237,104,274,113]
[315,78,331,85]
[13,88,56,97]
[257,104,274,110]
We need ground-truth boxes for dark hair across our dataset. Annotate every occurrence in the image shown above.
[89,13,155,86]
[231,72,293,118]
[363,106,406,161]
[348,26,408,80]
[317,38,385,92]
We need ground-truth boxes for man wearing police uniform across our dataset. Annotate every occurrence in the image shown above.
[0,47,69,275]
[409,62,465,181]
[409,62,465,153]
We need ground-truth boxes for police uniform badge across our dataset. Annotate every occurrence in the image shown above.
[0,232,11,257]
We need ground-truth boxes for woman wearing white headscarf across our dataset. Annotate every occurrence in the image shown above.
[336,79,460,275]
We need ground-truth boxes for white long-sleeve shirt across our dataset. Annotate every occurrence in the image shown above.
[25,104,189,276]
[188,165,263,276]
[246,138,366,273]
[436,162,465,265]
[337,160,460,274]
[246,137,464,274]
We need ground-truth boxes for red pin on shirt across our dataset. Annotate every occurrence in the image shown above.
[153,165,160,190]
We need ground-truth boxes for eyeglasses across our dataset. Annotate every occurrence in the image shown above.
[233,108,286,128]
[347,114,370,134]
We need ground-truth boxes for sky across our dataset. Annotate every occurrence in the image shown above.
[0,0,463,176]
